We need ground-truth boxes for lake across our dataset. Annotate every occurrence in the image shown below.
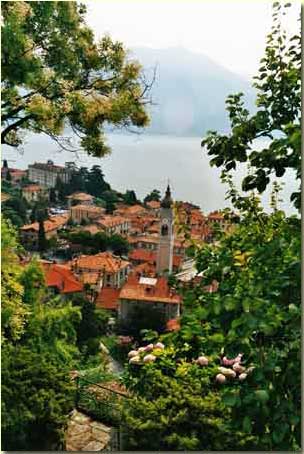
[2,132,298,215]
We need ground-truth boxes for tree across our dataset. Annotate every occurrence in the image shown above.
[72,295,109,356]
[121,4,300,450]
[2,195,28,226]
[123,189,139,206]
[118,305,167,340]
[5,169,12,181]
[144,189,161,203]
[49,187,57,204]
[86,165,110,197]
[107,234,129,256]
[201,2,300,209]
[1,1,152,156]
[1,228,82,450]
[38,219,47,251]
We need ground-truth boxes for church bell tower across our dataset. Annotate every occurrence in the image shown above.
[156,185,174,275]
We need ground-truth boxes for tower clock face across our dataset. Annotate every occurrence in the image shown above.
[162,218,169,225]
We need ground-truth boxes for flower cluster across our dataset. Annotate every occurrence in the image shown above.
[128,342,165,365]
[216,354,254,383]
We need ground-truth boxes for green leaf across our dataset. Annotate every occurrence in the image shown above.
[222,392,237,407]
[254,390,269,403]
[242,415,252,433]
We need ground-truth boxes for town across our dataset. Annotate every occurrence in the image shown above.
[2,158,232,335]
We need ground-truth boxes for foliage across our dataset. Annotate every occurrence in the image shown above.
[121,343,256,450]
[1,218,28,341]
[65,229,129,256]
[38,218,47,251]
[1,1,151,155]
[201,2,300,209]
[2,345,76,450]
[122,189,139,205]
[2,191,28,227]
[1,222,82,450]
[72,294,110,355]
[118,305,167,340]
[144,188,161,203]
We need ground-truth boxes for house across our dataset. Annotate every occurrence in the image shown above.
[20,214,68,247]
[146,200,161,215]
[115,204,147,218]
[28,160,73,188]
[95,215,130,236]
[128,248,182,272]
[69,204,105,224]
[41,262,83,297]
[129,235,186,257]
[118,273,181,322]
[95,287,121,313]
[22,184,49,203]
[70,251,131,289]
[1,167,27,185]
[67,192,94,208]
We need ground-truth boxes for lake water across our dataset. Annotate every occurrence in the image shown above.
[2,132,298,215]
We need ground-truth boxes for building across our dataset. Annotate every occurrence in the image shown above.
[1,167,27,185]
[28,160,72,188]
[67,192,94,208]
[118,273,181,322]
[95,215,130,236]
[95,287,121,313]
[22,184,49,203]
[146,200,161,215]
[129,235,186,256]
[69,205,106,224]
[156,185,174,275]
[20,214,68,247]
[128,248,182,272]
[70,251,131,289]
[41,262,83,297]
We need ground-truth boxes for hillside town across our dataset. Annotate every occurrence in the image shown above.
[2,158,231,333]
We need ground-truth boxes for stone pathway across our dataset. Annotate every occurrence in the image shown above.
[65,409,112,451]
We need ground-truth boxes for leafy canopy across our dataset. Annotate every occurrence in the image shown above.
[2,1,152,156]
[201,2,300,209]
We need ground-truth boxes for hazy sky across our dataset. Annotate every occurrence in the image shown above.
[86,0,300,79]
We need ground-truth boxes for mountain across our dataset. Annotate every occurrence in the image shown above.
[128,46,256,136]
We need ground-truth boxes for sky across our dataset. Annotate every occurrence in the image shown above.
[85,0,300,79]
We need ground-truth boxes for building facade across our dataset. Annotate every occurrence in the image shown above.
[28,160,72,188]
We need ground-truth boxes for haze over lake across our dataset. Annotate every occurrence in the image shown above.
[3,132,297,216]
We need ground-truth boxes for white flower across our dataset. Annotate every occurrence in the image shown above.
[128,350,138,358]
[216,373,226,383]
[143,354,156,363]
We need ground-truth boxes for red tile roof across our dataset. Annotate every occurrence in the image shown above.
[21,214,68,233]
[129,249,182,268]
[146,200,160,209]
[95,287,120,310]
[67,192,93,201]
[42,263,83,294]
[72,251,130,273]
[119,274,181,304]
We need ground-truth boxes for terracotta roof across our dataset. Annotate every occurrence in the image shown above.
[21,214,68,233]
[70,204,105,214]
[125,205,146,215]
[22,184,44,192]
[146,200,160,209]
[134,261,156,277]
[72,252,130,273]
[67,192,93,201]
[119,274,181,304]
[129,249,182,268]
[96,288,120,310]
[82,224,102,235]
[96,215,129,228]
[42,263,83,294]
[208,211,224,220]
